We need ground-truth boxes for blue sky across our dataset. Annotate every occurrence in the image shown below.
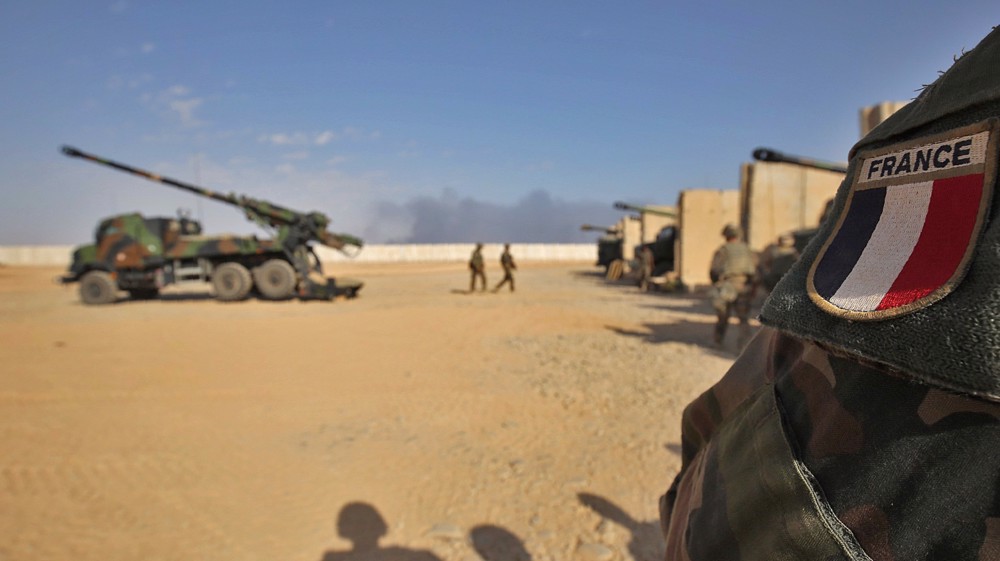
[0,2,994,244]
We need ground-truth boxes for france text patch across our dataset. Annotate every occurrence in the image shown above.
[807,120,998,320]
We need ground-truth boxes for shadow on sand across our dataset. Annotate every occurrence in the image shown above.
[319,502,442,561]
[578,492,665,561]
[470,524,532,561]
[606,320,758,357]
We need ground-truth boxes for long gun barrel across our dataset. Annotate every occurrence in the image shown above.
[61,145,362,253]
[752,147,848,174]
[613,201,676,218]
[63,145,251,207]
[580,224,619,234]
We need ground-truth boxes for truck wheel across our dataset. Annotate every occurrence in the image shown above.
[79,271,118,305]
[212,262,252,302]
[252,259,297,300]
[128,288,160,300]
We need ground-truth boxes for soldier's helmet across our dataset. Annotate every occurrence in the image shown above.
[722,224,740,239]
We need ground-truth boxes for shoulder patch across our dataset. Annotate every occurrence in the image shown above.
[808,120,999,320]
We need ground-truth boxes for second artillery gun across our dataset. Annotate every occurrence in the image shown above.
[60,146,364,305]
[612,201,677,278]
[580,223,623,272]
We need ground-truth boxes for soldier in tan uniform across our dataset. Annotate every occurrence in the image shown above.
[661,28,1000,561]
[638,245,655,292]
[709,224,756,348]
[468,243,486,293]
[492,243,517,293]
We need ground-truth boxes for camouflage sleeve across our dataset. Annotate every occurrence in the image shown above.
[661,327,1000,561]
[709,247,725,284]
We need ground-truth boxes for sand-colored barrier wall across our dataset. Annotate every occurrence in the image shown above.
[676,190,740,289]
[739,161,844,251]
[0,244,596,267]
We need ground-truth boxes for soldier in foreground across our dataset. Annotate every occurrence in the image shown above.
[708,224,756,348]
[469,243,486,293]
[492,243,517,293]
[661,28,1000,560]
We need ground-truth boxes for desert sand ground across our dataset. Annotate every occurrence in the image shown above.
[0,262,756,561]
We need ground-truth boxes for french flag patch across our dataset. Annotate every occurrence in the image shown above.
[808,121,998,320]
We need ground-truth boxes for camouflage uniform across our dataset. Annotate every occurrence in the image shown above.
[639,245,655,292]
[661,328,1000,561]
[757,234,800,293]
[661,28,1000,561]
[493,244,516,293]
[709,226,756,346]
[469,244,486,292]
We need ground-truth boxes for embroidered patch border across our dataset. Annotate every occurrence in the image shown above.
[807,119,999,321]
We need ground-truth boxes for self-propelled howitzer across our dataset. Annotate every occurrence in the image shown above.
[59,145,364,304]
[580,224,623,271]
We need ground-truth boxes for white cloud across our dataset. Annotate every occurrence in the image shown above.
[283,151,310,160]
[315,131,337,145]
[258,132,309,145]
[141,43,155,54]
[169,98,204,126]
[259,127,380,147]
[141,84,204,127]
[276,163,296,174]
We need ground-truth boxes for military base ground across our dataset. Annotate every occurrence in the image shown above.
[0,261,747,561]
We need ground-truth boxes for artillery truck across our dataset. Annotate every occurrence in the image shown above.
[612,201,677,277]
[580,224,623,272]
[60,146,364,305]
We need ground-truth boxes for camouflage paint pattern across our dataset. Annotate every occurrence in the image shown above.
[62,146,364,299]
[660,327,1000,561]
[67,213,284,278]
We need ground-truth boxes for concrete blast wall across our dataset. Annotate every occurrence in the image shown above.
[620,216,642,260]
[0,244,595,267]
[739,162,844,251]
[676,190,740,289]
[859,101,909,137]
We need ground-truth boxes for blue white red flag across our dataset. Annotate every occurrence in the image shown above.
[808,122,997,320]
